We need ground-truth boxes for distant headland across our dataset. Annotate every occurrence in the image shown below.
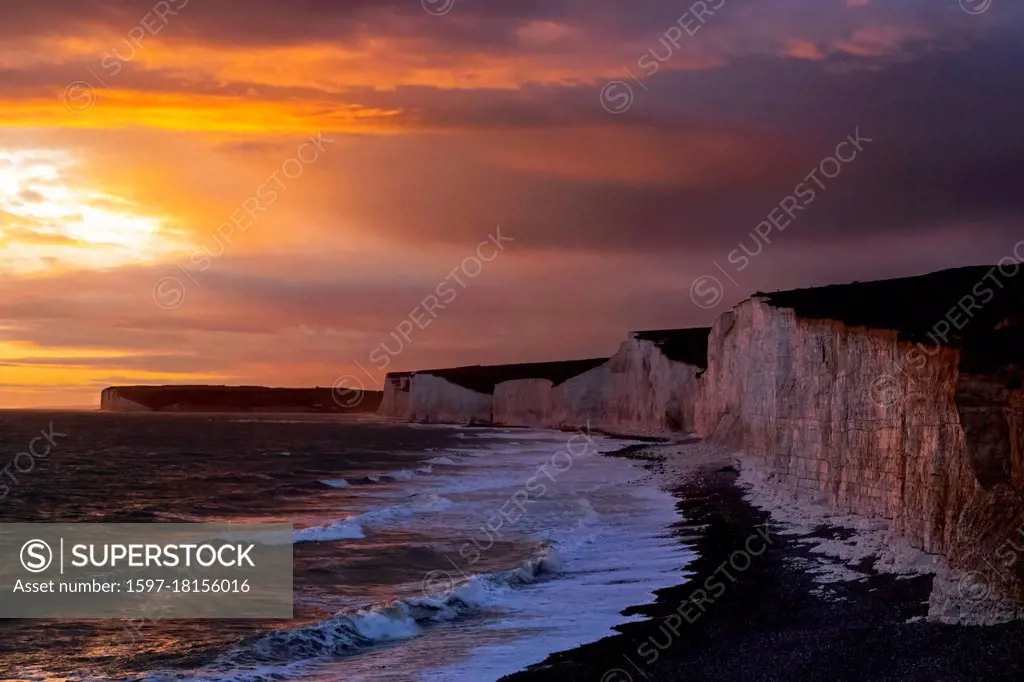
[100,385,382,413]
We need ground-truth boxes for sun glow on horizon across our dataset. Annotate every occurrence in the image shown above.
[0,148,184,273]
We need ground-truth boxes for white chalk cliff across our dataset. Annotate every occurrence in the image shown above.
[379,331,708,432]
[387,373,492,424]
[493,333,703,433]
[100,388,151,412]
[695,291,1024,620]
[377,266,1024,619]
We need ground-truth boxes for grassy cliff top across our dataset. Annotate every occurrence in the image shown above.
[386,358,610,394]
[759,265,1024,347]
[632,328,711,367]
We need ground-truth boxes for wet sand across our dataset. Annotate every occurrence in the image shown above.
[502,443,1024,682]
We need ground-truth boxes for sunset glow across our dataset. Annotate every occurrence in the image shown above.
[1,0,1022,408]
[0,149,180,273]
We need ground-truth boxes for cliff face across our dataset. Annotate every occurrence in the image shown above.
[374,265,1024,618]
[380,374,413,420]
[403,373,493,424]
[696,299,963,548]
[378,359,607,426]
[100,388,151,412]
[493,333,705,433]
[379,331,709,432]
[596,333,704,433]
[492,377,556,427]
[696,291,1024,609]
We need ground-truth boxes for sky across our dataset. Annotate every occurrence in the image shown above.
[1,0,1022,408]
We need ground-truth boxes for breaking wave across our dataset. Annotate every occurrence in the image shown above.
[321,465,434,489]
[143,548,562,682]
[293,494,455,544]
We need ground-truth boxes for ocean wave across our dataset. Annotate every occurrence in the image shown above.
[357,492,454,524]
[293,494,454,544]
[318,478,350,489]
[143,548,562,682]
[153,511,209,523]
[175,471,280,485]
[226,419,312,425]
[339,465,435,487]
[292,519,366,542]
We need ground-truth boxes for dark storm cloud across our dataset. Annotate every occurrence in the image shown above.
[5,0,1021,258]
[0,0,600,45]
[298,24,1024,254]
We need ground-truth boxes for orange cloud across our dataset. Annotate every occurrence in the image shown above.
[0,90,403,135]
[0,342,221,407]
[0,0,1009,410]
[784,41,825,60]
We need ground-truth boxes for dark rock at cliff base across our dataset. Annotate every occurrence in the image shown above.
[703,265,1024,609]
[503,466,1024,682]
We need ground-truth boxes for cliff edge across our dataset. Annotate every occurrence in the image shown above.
[379,328,712,432]
[379,358,609,425]
[376,264,1024,622]
[696,265,1024,621]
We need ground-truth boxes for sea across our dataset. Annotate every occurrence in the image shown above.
[0,411,693,682]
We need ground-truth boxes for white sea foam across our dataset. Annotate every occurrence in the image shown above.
[142,549,564,682]
[293,493,455,544]
[292,519,366,542]
[141,428,692,682]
